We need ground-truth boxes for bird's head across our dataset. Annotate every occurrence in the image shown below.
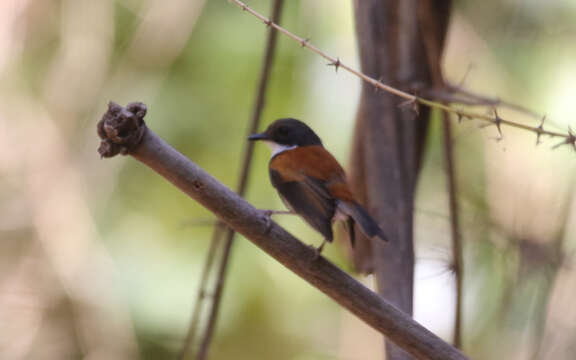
[248,118,322,154]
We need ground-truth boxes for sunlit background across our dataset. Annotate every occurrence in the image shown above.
[1,0,576,359]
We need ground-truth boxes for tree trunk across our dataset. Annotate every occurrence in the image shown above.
[350,1,452,359]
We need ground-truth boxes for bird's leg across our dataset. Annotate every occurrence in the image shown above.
[313,239,328,260]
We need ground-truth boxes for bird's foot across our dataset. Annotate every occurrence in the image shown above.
[310,240,327,261]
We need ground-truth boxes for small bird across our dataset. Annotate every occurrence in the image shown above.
[249,118,387,253]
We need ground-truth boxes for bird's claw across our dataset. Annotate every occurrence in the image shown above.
[308,241,326,261]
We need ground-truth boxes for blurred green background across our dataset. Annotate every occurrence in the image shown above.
[1,0,576,359]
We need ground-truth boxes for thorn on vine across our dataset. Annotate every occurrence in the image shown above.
[264,18,272,27]
[479,109,503,140]
[398,97,420,116]
[328,58,341,72]
[535,115,546,145]
[552,128,576,150]
[300,38,310,48]
[373,77,384,93]
[569,129,576,150]
[493,108,503,137]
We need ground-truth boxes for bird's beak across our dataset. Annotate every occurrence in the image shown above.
[248,132,268,141]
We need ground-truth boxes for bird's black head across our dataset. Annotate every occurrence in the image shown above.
[248,118,322,147]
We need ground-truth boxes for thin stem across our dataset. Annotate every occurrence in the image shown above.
[195,227,233,360]
[195,1,285,359]
[442,112,464,348]
[177,223,225,360]
[230,0,572,142]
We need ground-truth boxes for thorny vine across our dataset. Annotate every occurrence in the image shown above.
[230,0,576,150]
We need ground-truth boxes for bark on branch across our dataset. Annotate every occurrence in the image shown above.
[96,102,468,360]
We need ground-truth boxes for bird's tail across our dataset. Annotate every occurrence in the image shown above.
[338,201,388,242]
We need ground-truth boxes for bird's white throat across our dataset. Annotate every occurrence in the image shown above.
[264,141,297,157]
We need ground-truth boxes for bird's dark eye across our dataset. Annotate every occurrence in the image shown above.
[277,126,289,135]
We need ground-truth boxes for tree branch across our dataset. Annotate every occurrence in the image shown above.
[97,102,468,360]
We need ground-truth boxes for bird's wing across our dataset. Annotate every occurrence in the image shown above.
[270,169,335,241]
[268,145,359,242]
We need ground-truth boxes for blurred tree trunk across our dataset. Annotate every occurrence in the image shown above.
[350,0,452,359]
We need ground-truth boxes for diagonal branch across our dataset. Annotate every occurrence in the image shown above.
[230,0,574,145]
[97,102,468,360]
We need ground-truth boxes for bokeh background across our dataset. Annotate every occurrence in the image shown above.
[2,0,576,359]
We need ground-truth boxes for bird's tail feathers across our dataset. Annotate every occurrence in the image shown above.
[338,201,388,242]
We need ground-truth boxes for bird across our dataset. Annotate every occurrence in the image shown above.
[248,118,388,254]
